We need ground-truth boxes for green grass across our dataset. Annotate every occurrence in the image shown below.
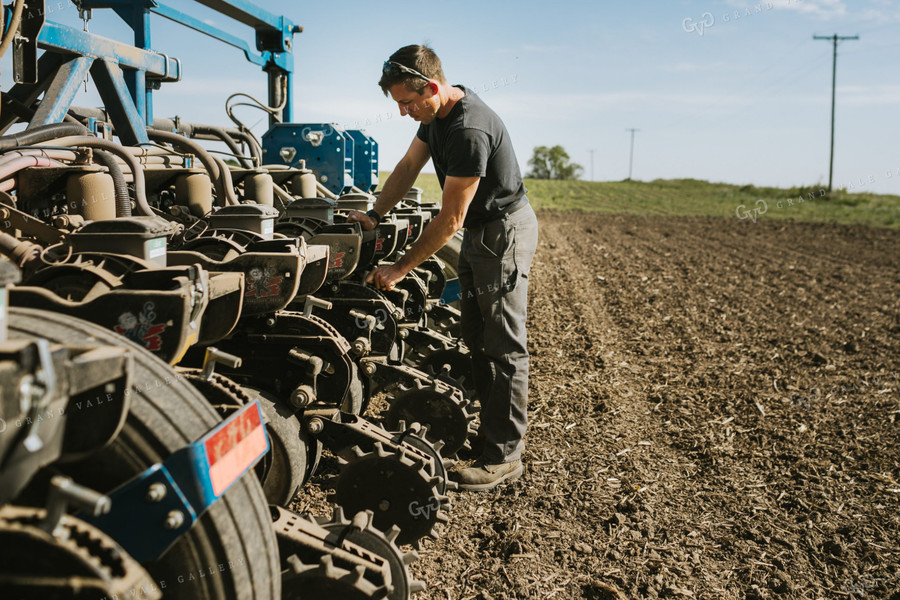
[379,172,900,229]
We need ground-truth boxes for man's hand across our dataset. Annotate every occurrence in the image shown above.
[366,263,409,291]
[347,210,378,231]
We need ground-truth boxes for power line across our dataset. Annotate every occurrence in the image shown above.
[813,33,859,192]
[625,128,639,180]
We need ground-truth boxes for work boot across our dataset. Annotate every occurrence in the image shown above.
[453,459,523,492]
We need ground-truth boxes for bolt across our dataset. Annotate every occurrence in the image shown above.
[363,362,377,376]
[352,339,369,356]
[164,510,185,530]
[290,388,311,409]
[146,483,167,503]
[307,417,324,435]
[400,329,409,339]
[377,499,391,512]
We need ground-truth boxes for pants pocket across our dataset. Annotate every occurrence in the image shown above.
[500,226,519,294]
[477,220,506,258]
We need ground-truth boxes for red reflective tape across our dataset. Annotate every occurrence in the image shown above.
[205,406,266,496]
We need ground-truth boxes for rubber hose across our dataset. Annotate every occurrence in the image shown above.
[0,148,81,168]
[227,128,263,166]
[147,128,238,206]
[272,183,294,210]
[0,154,64,184]
[48,136,151,216]
[91,149,131,217]
[1,95,83,129]
[0,122,90,150]
[153,118,259,169]
[211,154,238,205]
[192,125,252,169]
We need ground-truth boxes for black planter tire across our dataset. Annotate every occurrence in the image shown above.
[8,307,281,600]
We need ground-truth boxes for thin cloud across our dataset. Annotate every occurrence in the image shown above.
[839,84,900,106]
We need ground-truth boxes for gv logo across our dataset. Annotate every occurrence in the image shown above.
[736,199,768,223]
[409,496,441,519]
[683,12,714,36]
[354,307,389,330]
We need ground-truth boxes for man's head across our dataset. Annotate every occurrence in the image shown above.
[379,45,448,125]
[379,45,446,95]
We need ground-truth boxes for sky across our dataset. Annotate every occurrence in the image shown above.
[3,0,900,194]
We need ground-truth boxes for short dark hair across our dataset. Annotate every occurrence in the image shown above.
[378,45,446,96]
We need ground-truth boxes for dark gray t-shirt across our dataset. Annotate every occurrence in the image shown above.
[416,85,526,228]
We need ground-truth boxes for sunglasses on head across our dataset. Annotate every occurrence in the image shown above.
[382,60,430,82]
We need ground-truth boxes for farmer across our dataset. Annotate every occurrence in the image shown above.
[347,45,538,491]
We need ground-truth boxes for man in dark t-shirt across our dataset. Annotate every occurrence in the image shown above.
[347,45,539,491]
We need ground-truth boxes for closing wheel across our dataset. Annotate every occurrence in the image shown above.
[415,348,474,400]
[331,443,450,548]
[384,382,477,459]
[8,308,281,600]
[282,553,387,600]
[389,422,455,495]
[314,507,425,600]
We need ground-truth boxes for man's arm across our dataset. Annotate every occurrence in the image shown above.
[347,137,431,230]
[366,175,479,290]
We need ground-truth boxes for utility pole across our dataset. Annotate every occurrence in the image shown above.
[626,128,639,180]
[813,33,858,192]
[588,149,595,181]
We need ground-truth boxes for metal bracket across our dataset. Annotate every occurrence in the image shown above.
[13,0,45,84]
[83,401,269,562]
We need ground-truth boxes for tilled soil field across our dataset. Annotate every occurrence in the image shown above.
[307,211,900,600]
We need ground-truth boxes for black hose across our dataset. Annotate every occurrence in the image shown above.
[192,125,253,169]
[0,123,90,150]
[92,149,131,217]
[227,127,263,166]
[52,136,152,216]
[147,128,237,206]
[1,96,82,132]
[154,118,258,168]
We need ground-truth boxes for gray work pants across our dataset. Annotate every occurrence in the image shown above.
[458,203,538,464]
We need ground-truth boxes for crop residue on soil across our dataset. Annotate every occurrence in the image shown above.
[310,211,900,600]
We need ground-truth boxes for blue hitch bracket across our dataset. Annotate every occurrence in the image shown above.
[82,400,269,563]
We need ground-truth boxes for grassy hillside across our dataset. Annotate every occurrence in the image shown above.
[381,172,900,229]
